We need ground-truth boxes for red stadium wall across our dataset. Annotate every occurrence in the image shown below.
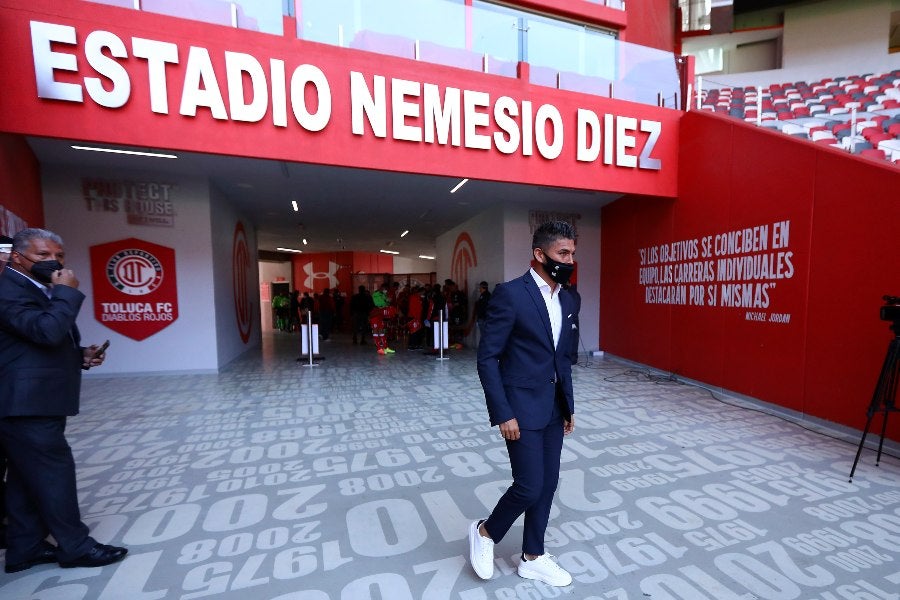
[619,0,676,52]
[0,133,43,230]
[601,110,900,441]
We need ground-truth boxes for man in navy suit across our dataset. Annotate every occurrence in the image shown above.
[470,221,577,587]
[0,234,10,549]
[0,228,127,573]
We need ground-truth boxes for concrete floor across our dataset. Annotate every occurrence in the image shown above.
[2,330,899,599]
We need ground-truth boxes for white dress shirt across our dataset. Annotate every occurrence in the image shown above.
[529,267,561,349]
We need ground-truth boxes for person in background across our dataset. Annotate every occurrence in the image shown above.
[272,291,290,331]
[333,288,345,332]
[350,286,373,345]
[474,280,491,347]
[447,279,468,348]
[298,292,315,326]
[370,283,395,355]
[0,228,128,573]
[469,221,577,588]
[406,285,425,350]
[318,288,335,341]
[289,290,301,332]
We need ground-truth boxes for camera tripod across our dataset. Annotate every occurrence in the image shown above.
[848,322,899,482]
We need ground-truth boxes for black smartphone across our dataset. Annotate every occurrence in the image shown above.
[95,340,110,357]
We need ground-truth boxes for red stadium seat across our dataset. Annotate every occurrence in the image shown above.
[859,148,886,161]
[866,132,893,145]
[832,123,852,134]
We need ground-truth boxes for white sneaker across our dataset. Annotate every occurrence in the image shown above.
[468,520,494,579]
[518,553,572,587]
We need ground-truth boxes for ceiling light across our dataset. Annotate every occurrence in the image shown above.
[450,178,469,193]
[302,238,308,245]
[276,247,303,253]
[291,200,299,212]
[418,255,435,260]
[400,230,409,237]
[71,145,177,159]
[380,249,399,255]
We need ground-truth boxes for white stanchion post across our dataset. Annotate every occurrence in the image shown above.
[850,107,858,153]
[301,311,319,368]
[436,308,449,361]
[757,94,762,127]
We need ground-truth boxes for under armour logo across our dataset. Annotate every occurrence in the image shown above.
[303,261,340,288]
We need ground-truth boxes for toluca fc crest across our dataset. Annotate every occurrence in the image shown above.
[91,238,178,341]
[106,248,164,295]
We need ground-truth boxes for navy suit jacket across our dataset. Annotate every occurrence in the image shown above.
[477,270,575,430]
[0,266,85,417]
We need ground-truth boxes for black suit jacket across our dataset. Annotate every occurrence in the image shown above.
[0,266,85,417]
[476,270,575,429]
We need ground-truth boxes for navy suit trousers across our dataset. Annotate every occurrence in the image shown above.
[483,405,564,556]
[0,416,95,563]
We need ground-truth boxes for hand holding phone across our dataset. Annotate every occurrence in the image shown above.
[94,340,110,358]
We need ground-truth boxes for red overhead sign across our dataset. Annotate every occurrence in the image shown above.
[0,0,679,198]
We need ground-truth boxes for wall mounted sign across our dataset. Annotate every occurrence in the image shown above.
[90,237,179,340]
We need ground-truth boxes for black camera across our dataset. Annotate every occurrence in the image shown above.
[881,295,900,324]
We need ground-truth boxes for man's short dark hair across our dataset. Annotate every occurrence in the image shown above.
[532,221,576,249]
[12,228,64,254]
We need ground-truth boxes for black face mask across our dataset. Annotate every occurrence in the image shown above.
[27,259,64,285]
[542,255,575,286]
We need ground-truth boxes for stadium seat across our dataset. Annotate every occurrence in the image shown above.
[811,130,836,141]
[814,138,839,147]
[842,136,872,153]
[859,148,886,160]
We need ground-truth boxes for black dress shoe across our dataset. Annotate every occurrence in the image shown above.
[59,543,128,569]
[4,543,58,573]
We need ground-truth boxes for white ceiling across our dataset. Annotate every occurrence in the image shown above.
[27,137,620,258]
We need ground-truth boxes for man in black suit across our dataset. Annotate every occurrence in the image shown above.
[0,228,127,573]
[470,221,577,587]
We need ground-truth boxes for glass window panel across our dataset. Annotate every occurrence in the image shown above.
[471,2,521,63]
[585,29,618,80]
[138,0,282,35]
[616,40,681,105]
[235,0,283,35]
[300,0,356,45]
[525,16,584,73]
